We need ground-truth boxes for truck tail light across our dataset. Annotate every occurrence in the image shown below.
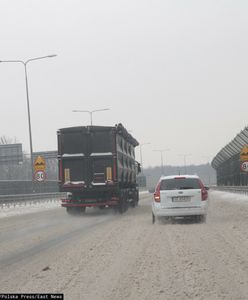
[106,167,112,181]
[154,182,161,202]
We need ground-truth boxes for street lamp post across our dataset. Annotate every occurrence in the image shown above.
[72,108,110,125]
[0,55,57,179]
[153,149,170,175]
[202,155,212,185]
[139,142,150,174]
[178,153,192,174]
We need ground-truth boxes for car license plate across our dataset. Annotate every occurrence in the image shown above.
[172,196,190,202]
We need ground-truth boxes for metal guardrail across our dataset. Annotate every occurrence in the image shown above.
[0,180,59,195]
[0,192,65,208]
[211,186,248,195]
[1,186,247,208]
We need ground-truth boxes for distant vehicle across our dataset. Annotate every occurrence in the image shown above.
[152,175,209,223]
[57,123,140,214]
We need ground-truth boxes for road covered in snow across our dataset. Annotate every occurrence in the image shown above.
[1,190,248,299]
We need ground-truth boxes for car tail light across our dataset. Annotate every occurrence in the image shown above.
[198,180,208,201]
[154,182,161,202]
[201,189,208,201]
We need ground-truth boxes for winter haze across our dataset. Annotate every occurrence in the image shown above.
[0,0,247,167]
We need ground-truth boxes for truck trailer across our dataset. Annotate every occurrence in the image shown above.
[57,123,140,214]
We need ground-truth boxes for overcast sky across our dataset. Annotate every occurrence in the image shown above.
[0,0,247,167]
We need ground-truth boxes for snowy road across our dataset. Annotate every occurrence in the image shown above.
[1,191,248,299]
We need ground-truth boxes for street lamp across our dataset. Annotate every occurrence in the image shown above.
[202,155,211,164]
[153,149,170,175]
[139,142,150,174]
[178,153,192,174]
[0,55,57,179]
[72,108,110,125]
[202,155,212,185]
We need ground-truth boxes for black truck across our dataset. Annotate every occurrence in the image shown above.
[57,123,140,214]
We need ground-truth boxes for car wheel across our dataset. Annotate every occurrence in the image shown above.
[152,213,155,224]
[164,216,171,223]
[196,215,206,223]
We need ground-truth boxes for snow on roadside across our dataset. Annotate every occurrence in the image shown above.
[211,190,248,203]
[0,200,60,219]
[0,191,149,219]
[139,190,149,195]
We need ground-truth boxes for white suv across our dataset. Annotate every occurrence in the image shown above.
[152,175,208,223]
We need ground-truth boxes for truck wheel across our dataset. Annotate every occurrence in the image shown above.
[124,192,129,212]
[130,191,139,208]
[118,202,124,214]
[130,199,136,208]
[66,207,73,215]
[66,207,84,215]
[136,191,139,202]
[118,191,127,214]
[81,207,86,214]
[119,198,126,214]
[135,191,139,206]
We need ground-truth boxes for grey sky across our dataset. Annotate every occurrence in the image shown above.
[0,0,247,167]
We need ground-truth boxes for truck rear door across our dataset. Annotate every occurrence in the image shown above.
[89,128,115,186]
[59,128,88,187]
[59,126,116,188]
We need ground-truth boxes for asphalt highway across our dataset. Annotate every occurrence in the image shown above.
[1,191,248,300]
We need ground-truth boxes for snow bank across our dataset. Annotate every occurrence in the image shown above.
[211,190,248,203]
[0,200,60,219]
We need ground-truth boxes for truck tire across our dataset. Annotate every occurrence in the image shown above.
[130,192,136,208]
[66,207,79,215]
[66,207,85,215]
[135,190,139,206]
[66,207,73,215]
[118,190,128,214]
[118,200,124,214]
[124,191,129,212]
[80,207,86,214]
[130,200,135,208]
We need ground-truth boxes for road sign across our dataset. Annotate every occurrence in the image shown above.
[34,170,46,182]
[240,161,248,172]
[34,155,46,171]
[240,145,248,161]
[33,151,57,159]
[0,143,23,164]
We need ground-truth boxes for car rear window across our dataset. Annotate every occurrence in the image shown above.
[160,178,201,190]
